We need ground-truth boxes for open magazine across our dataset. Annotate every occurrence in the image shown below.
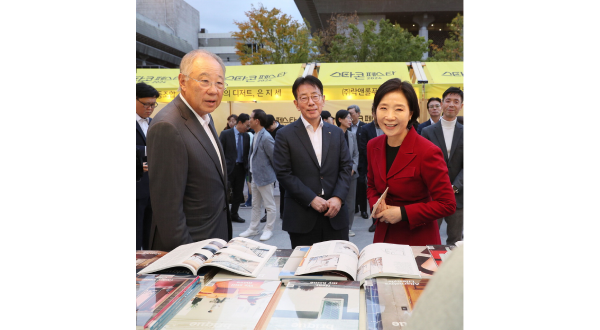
[137,237,277,278]
[292,240,420,285]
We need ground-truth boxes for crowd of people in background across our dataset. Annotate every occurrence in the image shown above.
[135,49,463,252]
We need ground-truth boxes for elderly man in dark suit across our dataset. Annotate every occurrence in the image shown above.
[219,114,251,223]
[422,87,464,246]
[273,76,353,248]
[147,50,231,252]
[136,82,159,250]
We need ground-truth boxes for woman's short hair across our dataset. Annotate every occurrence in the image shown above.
[335,110,350,127]
[372,78,420,129]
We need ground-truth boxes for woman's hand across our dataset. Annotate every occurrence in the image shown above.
[374,205,402,224]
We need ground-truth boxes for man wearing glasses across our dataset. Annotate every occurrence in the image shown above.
[146,50,231,251]
[273,76,353,248]
[417,97,442,135]
[136,82,159,250]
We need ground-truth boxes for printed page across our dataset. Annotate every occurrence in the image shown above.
[137,239,228,275]
[202,237,277,277]
[357,243,420,283]
[294,240,360,280]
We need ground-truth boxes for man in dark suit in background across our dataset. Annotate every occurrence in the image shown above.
[347,105,368,219]
[358,106,385,232]
[219,113,251,223]
[422,87,464,245]
[266,114,285,219]
[273,76,353,248]
[147,50,231,251]
[136,82,159,250]
[417,97,442,135]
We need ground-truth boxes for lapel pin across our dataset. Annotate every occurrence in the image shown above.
[328,132,331,134]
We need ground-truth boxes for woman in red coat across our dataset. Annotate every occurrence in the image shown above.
[367,78,456,246]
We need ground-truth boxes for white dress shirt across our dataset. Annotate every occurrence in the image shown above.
[300,115,324,195]
[137,113,150,156]
[180,94,224,174]
[350,120,362,134]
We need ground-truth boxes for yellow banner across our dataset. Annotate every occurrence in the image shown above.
[223,64,304,101]
[422,62,463,84]
[136,69,180,89]
[318,62,413,100]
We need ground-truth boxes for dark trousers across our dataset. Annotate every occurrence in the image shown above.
[278,181,286,218]
[136,197,152,250]
[229,163,246,217]
[288,215,349,249]
[355,177,367,213]
[438,208,464,245]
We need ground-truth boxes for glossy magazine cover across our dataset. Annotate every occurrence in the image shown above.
[163,279,281,330]
[136,274,200,329]
[266,280,360,330]
[364,278,430,330]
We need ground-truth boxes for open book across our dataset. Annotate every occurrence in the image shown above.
[137,237,277,278]
[290,240,420,285]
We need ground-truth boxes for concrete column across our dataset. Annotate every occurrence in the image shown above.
[140,55,148,66]
[412,14,435,60]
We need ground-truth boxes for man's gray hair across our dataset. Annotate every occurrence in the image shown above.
[347,105,361,113]
[178,50,226,91]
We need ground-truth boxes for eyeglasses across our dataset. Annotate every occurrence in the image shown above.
[298,94,322,103]
[137,99,158,108]
[428,104,441,109]
[184,74,228,91]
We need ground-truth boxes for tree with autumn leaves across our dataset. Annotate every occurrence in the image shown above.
[428,14,463,62]
[232,5,462,64]
[232,4,319,65]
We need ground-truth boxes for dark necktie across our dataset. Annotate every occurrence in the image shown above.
[237,133,243,163]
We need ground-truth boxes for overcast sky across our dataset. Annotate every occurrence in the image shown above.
[185,0,304,33]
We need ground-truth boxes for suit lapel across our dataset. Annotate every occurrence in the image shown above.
[136,121,146,143]
[432,123,449,161]
[387,129,417,179]
[292,119,320,168]
[251,129,262,157]
[207,114,227,181]
[375,137,387,183]
[449,123,462,161]
[176,96,226,181]
[321,124,332,166]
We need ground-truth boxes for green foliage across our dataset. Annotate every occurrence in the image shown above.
[232,4,320,65]
[321,18,431,63]
[428,14,463,62]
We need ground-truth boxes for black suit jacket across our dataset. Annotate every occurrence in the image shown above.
[219,128,250,178]
[358,122,378,178]
[136,119,151,199]
[273,119,353,234]
[417,119,432,135]
[421,121,464,208]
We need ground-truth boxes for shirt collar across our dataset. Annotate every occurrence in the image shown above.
[233,126,240,136]
[136,113,147,122]
[180,94,210,127]
[300,115,323,130]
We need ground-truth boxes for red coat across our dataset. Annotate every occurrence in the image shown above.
[367,127,456,245]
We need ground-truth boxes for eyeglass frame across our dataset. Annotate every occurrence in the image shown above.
[137,99,158,109]
[297,94,323,104]
[428,104,441,109]
[183,73,228,91]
